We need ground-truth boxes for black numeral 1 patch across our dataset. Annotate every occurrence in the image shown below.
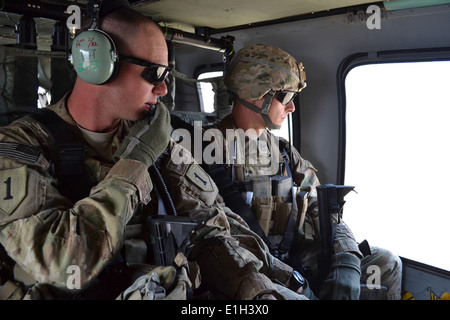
[0,166,27,215]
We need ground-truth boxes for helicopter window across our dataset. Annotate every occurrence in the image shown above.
[196,71,223,113]
[343,60,450,271]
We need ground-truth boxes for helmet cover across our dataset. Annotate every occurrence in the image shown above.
[224,44,306,100]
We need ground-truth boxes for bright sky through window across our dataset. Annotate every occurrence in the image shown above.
[344,61,450,271]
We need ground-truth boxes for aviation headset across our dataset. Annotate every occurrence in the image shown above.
[68,0,129,85]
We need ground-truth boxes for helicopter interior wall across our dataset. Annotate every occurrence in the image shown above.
[173,4,450,185]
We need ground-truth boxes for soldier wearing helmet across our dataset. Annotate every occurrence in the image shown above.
[209,44,403,300]
[224,44,306,131]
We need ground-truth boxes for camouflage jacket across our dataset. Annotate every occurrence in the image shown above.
[0,96,294,300]
[211,114,362,280]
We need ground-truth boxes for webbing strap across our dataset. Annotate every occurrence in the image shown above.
[28,109,94,203]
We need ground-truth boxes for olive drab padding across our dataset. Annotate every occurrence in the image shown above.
[69,29,119,85]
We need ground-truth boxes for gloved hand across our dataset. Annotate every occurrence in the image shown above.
[319,252,361,300]
[114,102,171,167]
[118,266,177,300]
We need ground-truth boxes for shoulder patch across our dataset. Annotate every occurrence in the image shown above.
[0,166,27,216]
[186,164,214,192]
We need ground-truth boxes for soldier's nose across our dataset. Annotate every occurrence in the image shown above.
[286,101,295,113]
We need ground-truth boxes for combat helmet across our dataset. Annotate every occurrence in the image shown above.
[224,44,306,129]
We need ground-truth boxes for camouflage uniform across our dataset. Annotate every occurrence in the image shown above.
[212,115,402,299]
[215,43,402,299]
[0,95,304,300]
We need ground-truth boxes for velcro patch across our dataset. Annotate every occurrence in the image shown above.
[0,166,27,216]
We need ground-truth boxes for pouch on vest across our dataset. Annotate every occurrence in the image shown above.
[272,196,292,235]
[251,197,273,236]
[296,191,309,235]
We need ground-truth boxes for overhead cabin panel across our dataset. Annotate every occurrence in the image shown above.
[131,0,378,32]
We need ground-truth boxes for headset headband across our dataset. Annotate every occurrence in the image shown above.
[89,0,103,30]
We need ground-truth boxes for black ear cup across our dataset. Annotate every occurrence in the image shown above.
[69,29,119,85]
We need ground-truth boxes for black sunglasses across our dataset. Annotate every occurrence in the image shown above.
[275,91,298,105]
[119,54,172,86]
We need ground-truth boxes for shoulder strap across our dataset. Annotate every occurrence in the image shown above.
[278,138,293,178]
[27,108,94,203]
[274,137,297,259]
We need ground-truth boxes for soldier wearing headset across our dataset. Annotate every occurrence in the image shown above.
[0,1,311,300]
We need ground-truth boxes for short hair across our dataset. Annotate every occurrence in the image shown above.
[79,6,162,54]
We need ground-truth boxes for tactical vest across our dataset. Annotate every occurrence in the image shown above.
[226,135,302,255]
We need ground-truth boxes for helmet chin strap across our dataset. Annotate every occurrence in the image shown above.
[235,91,281,130]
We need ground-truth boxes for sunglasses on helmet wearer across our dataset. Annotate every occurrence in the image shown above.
[275,91,298,105]
[119,54,172,86]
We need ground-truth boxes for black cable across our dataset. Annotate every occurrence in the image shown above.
[149,163,177,216]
